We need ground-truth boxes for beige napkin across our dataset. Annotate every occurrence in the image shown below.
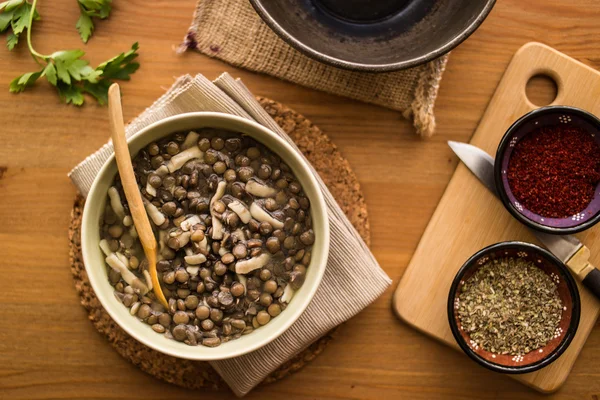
[180,0,449,137]
[68,73,392,396]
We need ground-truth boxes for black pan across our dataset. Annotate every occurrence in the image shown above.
[250,0,496,72]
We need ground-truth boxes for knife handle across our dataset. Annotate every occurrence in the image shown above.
[566,246,600,299]
[582,269,600,300]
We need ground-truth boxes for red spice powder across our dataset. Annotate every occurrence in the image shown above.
[507,126,600,218]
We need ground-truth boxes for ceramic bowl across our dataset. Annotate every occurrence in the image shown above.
[82,112,330,360]
[448,241,580,374]
[495,106,600,235]
[249,0,496,72]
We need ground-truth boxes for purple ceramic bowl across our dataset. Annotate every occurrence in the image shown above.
[494,106,600,235]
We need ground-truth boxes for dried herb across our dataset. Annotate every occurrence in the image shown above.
[457,257,563,355]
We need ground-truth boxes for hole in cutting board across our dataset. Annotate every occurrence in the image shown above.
[526,74,558,106]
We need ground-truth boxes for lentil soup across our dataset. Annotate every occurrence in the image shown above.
[99,129,314,348]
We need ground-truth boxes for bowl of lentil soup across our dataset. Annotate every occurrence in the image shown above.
[495,106,600,234]
[82,112,330,360]
[448,241,580,374]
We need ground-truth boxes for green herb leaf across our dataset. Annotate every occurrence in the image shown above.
[6,30,16,49]
[82,42,139,105]
[10,1,37,35]
[42,62,57,86]
[10,1,28,34]
[75,12,93,43]
[6,0,138,106]
[57,82,84,105]
[51,49,103,86]
[76,0,111,43]
[1,0,25,12]
[0,9,13,32]
[97,42,140,80]
[1,0,39,50]
[11,42,139,106]
[9,69,41,92]
[52,49,85,85]
[83,79,109,104]
[78,0,111,17]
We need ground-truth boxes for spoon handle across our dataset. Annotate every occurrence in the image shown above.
[108,84,168,307]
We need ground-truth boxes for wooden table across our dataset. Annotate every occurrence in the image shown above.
[2,1,600,399]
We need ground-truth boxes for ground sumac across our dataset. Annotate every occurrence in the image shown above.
[507,126,600,218]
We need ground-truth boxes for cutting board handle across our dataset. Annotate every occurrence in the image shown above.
[511,42,600,112]
[394,41,600,393]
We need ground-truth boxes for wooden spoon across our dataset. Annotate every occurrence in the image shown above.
[108,83,168,308]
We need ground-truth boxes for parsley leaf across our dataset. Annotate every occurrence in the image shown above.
[9,69,42,92]
[42,62,56,85]
[83,79,110,104]
[57,82,84,105]
[76,0,111,43]
[6,30,16,49]
[0,0,25,12]
[75,12,92,43]
[51,49,101,85]
[10,42,140,106]
[0,10,14,32]
[5,0,139,106]
[96,41,139,80]
[0,0,39,50]
[83,42,139,105]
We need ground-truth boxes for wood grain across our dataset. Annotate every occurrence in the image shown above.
[3,0,600,399]
[107,83,166,307]
[393,42,600,393]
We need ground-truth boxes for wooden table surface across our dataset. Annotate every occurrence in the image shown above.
[2,1,600,399]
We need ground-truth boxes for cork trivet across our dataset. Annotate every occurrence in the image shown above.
[68,97,370,390]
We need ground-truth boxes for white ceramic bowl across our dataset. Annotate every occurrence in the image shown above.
[82,112,330,360]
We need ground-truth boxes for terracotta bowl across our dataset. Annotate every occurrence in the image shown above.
[494,105,600,235]
[447,241,580,374]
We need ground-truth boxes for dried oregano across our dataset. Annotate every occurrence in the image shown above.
[457,257,563,356]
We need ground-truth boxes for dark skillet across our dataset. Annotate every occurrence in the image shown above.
[250,0,496,72]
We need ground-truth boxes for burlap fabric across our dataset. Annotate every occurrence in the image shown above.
[68,73,392,396]
[179,0,448,137]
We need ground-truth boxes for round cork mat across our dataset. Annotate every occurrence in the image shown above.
[68,97,370,390]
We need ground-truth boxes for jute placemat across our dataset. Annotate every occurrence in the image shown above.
[68,97,370,390]
[179,0,448,137]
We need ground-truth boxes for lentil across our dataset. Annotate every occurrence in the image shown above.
[195,305,210,320]
[172,325,187,341]
[256,311,271,325]
[267,303,281,317]
[101,129,314,347]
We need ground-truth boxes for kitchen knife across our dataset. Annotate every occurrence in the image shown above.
[448,140,600,300]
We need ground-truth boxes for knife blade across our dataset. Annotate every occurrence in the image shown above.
[448,140,600,299]
[447,141,583,262]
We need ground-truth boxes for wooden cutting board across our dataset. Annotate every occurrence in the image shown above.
[393,42,600,393]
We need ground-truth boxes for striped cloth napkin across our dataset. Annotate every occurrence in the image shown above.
[68,72,392,396]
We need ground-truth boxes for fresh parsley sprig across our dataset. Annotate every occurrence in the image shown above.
[76,0,111,43]
[0,0,39,50]
[10,43,139,105]
[7,0,139,106]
